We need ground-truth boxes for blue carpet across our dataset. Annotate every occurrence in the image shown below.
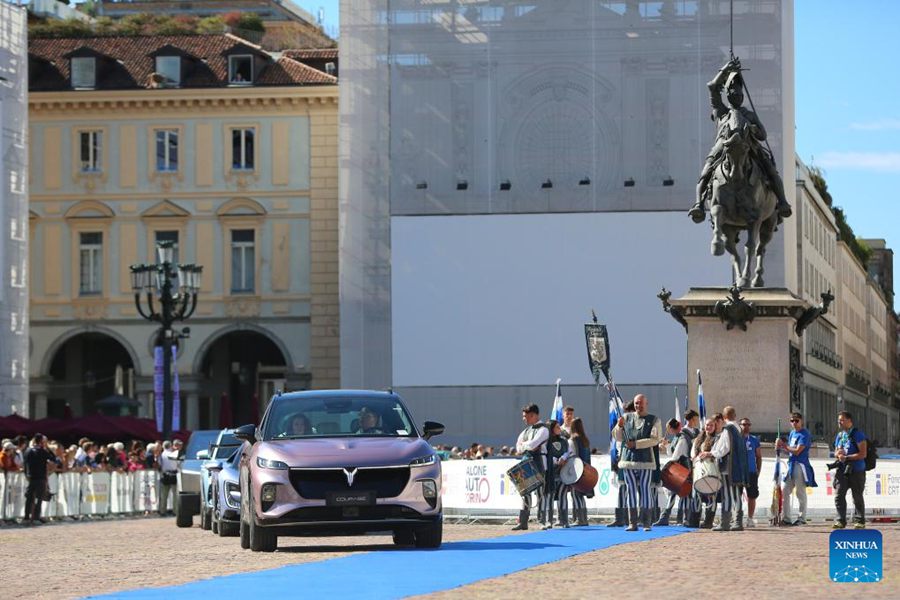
[90,526,689,599]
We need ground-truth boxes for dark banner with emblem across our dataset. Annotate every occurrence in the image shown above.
[584,323,611,384]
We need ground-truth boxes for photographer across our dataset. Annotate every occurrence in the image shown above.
[831,411,867,529]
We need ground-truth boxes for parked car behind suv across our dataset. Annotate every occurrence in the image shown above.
[206,446,243,537]
[235,390,444,552]
[199,429,241,531]
[175,429,219,528]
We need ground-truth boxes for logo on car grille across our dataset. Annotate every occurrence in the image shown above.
[342,468,358,487]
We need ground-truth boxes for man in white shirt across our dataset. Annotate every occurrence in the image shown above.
[158,440,181,516]
[512,404,548,530]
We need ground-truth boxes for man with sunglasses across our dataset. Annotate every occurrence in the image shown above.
[775,412,817,525]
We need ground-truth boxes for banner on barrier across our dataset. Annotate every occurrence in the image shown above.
[2,472,26,520]
[133,470,159,513]
[110,471,135,514]
[80,472,111,515]
[441,457,900,515]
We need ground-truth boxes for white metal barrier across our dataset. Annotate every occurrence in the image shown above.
[441,456,900,519]
[0,471,161,520]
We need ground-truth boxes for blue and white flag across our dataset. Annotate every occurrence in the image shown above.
[551,378,563,423]
[697,370,706,425]
[674,387,681,426]
[608,391,619,433]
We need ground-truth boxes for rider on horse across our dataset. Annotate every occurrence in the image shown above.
[689,57,792,225]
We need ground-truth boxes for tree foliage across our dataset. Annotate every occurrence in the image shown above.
[807,164,871,267]
[29,13,256,38]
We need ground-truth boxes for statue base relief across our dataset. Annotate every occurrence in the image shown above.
[665,287,811,436]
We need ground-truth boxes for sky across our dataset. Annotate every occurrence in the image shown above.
[796,0,900,303]
[297,0,898,310]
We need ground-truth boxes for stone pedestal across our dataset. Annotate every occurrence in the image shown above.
[669,287,810,435]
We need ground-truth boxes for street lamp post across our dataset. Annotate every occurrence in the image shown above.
[130,241,202,440]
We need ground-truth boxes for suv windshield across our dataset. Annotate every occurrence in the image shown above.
[184,430,219,459]
[210,433,240,459]
[262,396,417,440]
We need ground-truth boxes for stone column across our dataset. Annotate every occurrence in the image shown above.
[186,393,200,431]
[33,393,48,419]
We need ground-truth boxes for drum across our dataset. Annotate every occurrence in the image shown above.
[661,461,692,498]
[558,458,599,494]
[692,459,722,495]
[506,457,544,495]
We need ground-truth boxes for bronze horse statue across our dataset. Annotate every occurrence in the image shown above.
[708,117,779,288]
[690,58,791,288]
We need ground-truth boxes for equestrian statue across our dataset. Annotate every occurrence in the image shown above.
[688,57,792,288]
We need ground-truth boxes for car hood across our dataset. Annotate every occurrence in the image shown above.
[256,437,434,469]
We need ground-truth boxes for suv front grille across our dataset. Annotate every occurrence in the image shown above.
[281,505,421,522]
[289,467,411,499]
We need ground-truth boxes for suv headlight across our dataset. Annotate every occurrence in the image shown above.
[256,457,288,470]
[410,454,436,467]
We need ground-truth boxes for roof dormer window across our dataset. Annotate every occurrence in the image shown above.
[155,56,181,87]
[228,55,253,85]
[71,57,96,89]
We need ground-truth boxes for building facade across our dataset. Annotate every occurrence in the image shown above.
[794,160,899,447]
[340,0,796,445]
[0,3,29,416]
[27,34,338,428]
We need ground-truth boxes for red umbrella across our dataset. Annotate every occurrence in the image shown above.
[218,392,233,429]
[249,393,260,426]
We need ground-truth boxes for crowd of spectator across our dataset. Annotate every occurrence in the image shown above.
[433,443,603,460]
[1,435,170,474]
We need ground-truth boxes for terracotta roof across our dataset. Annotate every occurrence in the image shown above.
[257,57,337,85]
[28,34,336,91]
[283,48,338,61]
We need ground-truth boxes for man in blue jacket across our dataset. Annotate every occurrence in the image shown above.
[776,412,817,526]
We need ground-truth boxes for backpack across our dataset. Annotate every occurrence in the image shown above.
[850,428,877,471]
[865,440,878,471]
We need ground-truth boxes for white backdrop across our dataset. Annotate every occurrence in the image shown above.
[392,212,728,386]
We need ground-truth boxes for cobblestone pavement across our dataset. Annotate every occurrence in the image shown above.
[0,517,524,599]
[421,523,900,600]
[2,517,897,599]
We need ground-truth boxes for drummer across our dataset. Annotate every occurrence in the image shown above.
[654,418,693,526]
[681,409,701,527]
[691,418,720,528]
[512,403,549,530]
[543,420,568,529]
[558,416,592,527]
[558,406,576,525]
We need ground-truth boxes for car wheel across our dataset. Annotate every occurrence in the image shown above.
[211,513,219,535]
[414,520,442,549]
[248,489,277,552]
[219,520,239,537]
[239,519,250,549]
[201,506,211,531]
[175,495,193,528]
[392,530,415,546]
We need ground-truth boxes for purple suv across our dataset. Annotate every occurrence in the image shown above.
[234,390,444,552]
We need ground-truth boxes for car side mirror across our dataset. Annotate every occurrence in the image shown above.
[422,421,445,440]
[196,449,209,460]
[233,423,257,444]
